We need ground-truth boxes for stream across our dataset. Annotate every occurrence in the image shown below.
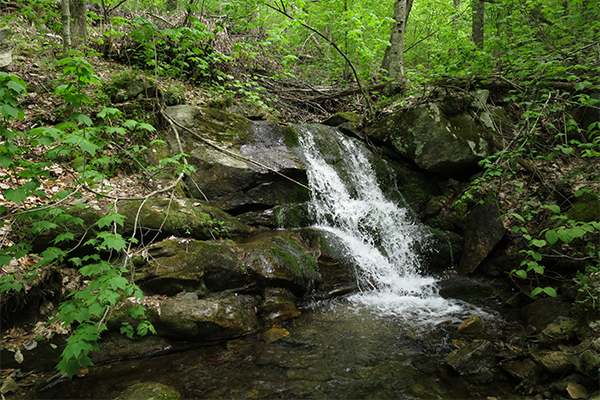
[27,125,524,399]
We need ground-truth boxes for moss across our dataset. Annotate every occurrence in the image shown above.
[268,237,318,280]
[119,382,181,400]
[274,203,310,229]
[568,193,600,223]
[282,126,300,148]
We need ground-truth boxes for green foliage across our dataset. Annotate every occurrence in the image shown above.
[0,57,189,378]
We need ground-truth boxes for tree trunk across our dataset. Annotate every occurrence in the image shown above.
[70,0,86,47]
[381,0,413,93]
[472,0,484,50]
[61,0,71,53]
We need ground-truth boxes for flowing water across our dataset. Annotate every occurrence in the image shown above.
[296,125,476,327]
[29,125,517,399]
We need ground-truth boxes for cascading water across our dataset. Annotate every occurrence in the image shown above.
[296,124,468,324]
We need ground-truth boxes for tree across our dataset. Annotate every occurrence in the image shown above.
[381,0,414,93]
[61,0,72,52]
[70,0,87,47]
[472,0,484,49]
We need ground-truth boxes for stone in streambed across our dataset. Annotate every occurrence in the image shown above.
[458,316,485,333]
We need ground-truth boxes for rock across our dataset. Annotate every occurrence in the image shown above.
[438,276,493,302]
[158,295,259,340]
[530,349,574,374]
[471,90,490,110]
[458,316,485,333]
[421,229,464,273]
[457,198,506,275]
[0,28,12,68]
[109,76,157,103]
[162,106,310,214]
[564,339,600,378]
[92,333,174,365]
[566,382,589,399]
[501,358,542,380]
[260,326,291,343]
[520,296,572,331]
[365,102,496,177]
[119,198,252,241]
[538,316,577,344]
[258,288,301,324]
[445,340,498,383]
[321,112,362,127]
[118,382,180,400]
[226,101,270,120]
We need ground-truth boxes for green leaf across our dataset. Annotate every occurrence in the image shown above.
[96,212,126,229]
[545,230,559,245]
[531,287,543,297]
[531,239,546,248]
[72,113,93,127]
[543,205,560,214]
[543,287,557,297]
[4,188,26,203]
[515,270,528,279]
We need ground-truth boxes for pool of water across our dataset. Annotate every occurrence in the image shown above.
[29,297,524,400]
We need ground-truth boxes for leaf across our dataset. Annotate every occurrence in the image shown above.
[72,113,93,127]
[515,270,528,279]
[531,287,543,297]
[543,287,557,297]
[531,239,546,248]
[96,212,126,229]
[3,188,26,203]
[543,205,560,214]
[545,230,559,245]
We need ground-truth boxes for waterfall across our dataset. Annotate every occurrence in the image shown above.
[297,124,466,324]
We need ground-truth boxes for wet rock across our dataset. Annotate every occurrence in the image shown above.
[530,349,574,374]
[158,295,259,340]
[438,276,493,302]
[92,333,174,365]
[421,228,464,273]
[322,112,362,127]
[260,326,291,343]
[135,239,246,296]
[258,288,301,324]
[118,382,180,400]
[445,340,498,383]
[457,199,505,275]
[365,102,496,177]
[520,296,572,331]
[163,106,310,214]
[538,316,577,344]
[458,316,485,333]
[501,357,542,380]
[564,339,600,378]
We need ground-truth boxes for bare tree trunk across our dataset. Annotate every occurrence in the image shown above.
[70,0,87,47]
[381,0,413,93]
[61,0,72,53]
[472,0,484,49]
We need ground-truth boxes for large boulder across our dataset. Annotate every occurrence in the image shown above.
[366,100,497,177]
[161,106,310,215]
[457,199,506,275]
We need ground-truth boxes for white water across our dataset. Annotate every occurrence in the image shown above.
[297,125,471,325]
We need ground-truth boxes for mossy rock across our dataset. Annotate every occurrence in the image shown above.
[274,202,312,229]
[568,193,600,223]
[118,382,180,400]
[119,198,251,241]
